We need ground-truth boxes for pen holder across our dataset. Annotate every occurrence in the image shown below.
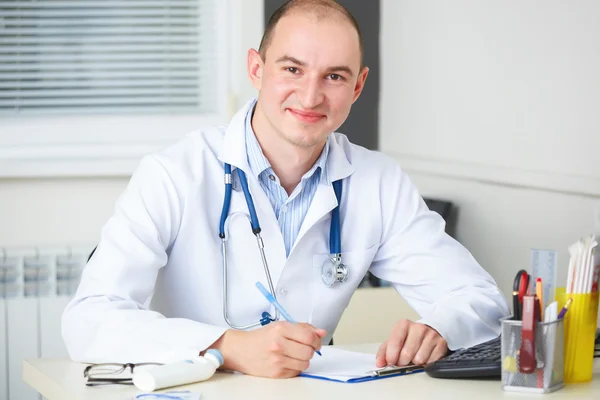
[556,290,599,383]
[501,317,564,394]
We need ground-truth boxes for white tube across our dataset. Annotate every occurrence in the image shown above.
[133,349,224,392]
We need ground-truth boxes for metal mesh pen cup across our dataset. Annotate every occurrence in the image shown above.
[501,317,564,394]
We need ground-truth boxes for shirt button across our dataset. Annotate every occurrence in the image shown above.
[268,174,276,181]
[281,205,288,213]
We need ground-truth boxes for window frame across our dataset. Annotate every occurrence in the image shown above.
[0,0,260,178]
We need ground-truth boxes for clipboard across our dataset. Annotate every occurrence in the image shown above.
[298,347,424,383]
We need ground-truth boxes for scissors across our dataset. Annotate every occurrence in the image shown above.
[512,269,530,320]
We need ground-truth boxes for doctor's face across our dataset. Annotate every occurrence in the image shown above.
[248,13,368,148]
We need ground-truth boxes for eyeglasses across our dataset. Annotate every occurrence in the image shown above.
[83,362,162,386]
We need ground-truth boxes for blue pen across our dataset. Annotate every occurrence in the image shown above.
[255,282,322,356]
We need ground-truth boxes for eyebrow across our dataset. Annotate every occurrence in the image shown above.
[275,55,355,77]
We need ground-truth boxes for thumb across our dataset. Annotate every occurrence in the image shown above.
[376,341,387,368]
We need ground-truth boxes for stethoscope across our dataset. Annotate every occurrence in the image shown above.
[219,163,348,330]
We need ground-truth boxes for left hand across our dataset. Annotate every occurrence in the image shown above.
[376,319,448,368]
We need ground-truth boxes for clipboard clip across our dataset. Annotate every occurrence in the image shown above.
[369,364,424,377]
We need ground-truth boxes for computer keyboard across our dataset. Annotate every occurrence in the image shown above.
[425,328,599,379]
[424,336,501,379]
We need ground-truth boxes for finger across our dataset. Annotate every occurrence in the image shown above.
[399,324,426,365]
[283,323,322,351]
[385,321,409,366]
[271,368,302,379]
[281,355,311,372]
[412,333,436,365]
[315,328,327,338]
[426,341,449,364]
[313,328,327,353]
[281,338,317,361]
[298,323,327,339]
[280,368,302,378]
[376,341,388,368]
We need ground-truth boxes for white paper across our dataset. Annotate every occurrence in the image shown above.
[301,347,378,382]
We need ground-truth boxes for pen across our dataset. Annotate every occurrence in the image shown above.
[255,282,322,356]
[557,297,573,319]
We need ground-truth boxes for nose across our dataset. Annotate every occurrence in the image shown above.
[297,74,325,109]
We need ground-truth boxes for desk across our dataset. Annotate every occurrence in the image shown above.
[24,344,600,400]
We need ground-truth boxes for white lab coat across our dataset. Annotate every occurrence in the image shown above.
[62,99,510,365]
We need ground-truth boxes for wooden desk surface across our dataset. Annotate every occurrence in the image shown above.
[23,344,600,400]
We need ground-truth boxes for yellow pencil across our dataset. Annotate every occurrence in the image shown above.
[535,278,543,320]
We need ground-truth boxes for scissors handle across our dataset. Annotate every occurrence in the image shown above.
[512,270,529,320]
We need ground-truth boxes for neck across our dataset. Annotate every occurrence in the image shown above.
[252,102,326,195]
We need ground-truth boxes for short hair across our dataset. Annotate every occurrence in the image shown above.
[258,0,364,66]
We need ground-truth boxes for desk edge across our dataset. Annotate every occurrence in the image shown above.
[23,359,77,400]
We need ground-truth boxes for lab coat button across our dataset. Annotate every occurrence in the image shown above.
[279,288,288,296]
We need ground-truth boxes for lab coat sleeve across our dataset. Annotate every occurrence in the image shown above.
[62,155,227,364]
[368,165,510,351]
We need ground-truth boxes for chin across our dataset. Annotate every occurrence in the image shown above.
[288,134,327,148]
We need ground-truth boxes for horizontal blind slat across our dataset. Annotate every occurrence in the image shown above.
[0,1,200,8]
[0,17,200,26]
[1,88,201,97]
[0,53,204,63]
[0,57,200,72]
[0,104,211,116]
[0,44,203,53]
[0,9,199,18]
[0,96,201,107]
[2,27,200,35]
[0,79,206,89]
[1,36,202,44]
[0,70,203,79]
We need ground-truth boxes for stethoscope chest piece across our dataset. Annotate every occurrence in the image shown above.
[321,254,348,287]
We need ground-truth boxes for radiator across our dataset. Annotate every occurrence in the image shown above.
[0,247,88,400]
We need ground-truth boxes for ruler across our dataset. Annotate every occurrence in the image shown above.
[530,249,558,308]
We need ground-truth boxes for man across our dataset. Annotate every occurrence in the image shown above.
[62,0,510,379]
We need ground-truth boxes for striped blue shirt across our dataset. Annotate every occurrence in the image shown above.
[245,102,330,256]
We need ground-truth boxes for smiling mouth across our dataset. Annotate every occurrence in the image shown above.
[287,108,326,123]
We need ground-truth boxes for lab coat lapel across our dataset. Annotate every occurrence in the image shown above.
[293,134,355,252]
[216,99,287,292]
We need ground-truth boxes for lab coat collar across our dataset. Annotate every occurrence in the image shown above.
[324,130,355,185]
[218,99,252,174]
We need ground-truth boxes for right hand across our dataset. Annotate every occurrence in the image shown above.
[210,321,327,378]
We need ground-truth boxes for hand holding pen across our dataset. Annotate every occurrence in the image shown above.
[256,282,325,356]
[203,283,326,379]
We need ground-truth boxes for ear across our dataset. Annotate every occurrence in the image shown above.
[352,66,370,103]
[247,48,264,91]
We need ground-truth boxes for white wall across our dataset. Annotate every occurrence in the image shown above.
[380,0,600,318]
[381,0,600,197]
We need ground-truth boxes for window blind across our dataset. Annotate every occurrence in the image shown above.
[0,0,217,116]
